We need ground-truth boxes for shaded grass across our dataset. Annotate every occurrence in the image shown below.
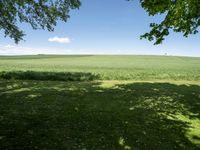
[0,80,199,149]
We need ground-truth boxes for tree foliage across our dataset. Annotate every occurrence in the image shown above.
[0,0,81,43]
[139,0,200,44]
[0,0,199,44]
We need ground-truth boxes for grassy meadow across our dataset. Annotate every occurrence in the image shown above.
[0,55,200,149]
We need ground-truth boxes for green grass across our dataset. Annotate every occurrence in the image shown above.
[0,80,199,149]
[0,55,200,149]
[0,55,200,80]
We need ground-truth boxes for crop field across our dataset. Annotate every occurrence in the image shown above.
[0,55,200,80]
[0,55,200,149]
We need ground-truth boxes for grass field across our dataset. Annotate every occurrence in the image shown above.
[0,55,200,149]
[0,55,200,80]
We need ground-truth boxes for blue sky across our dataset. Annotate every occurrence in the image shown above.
[0,0,199,56]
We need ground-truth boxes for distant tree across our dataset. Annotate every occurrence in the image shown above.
[0,0,199,45]
[0,0,81,43]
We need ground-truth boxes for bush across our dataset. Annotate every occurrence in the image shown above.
[0,71,99,81]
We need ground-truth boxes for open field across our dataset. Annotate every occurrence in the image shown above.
[0,55,200,149]
[0,55,200,80]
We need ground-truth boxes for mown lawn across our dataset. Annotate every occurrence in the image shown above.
[0,80,199,149]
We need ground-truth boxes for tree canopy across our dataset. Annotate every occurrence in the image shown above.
[0,0,199,44]
[139,0,200,44]
[0,0,81,43]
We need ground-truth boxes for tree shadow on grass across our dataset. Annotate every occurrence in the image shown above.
[0,80,199,149]
[0,71,99,81]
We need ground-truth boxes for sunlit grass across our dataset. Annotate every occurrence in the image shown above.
[0,55,200,81]
[166,113,200,145]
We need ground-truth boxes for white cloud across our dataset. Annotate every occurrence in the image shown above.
[48,36,71,44]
